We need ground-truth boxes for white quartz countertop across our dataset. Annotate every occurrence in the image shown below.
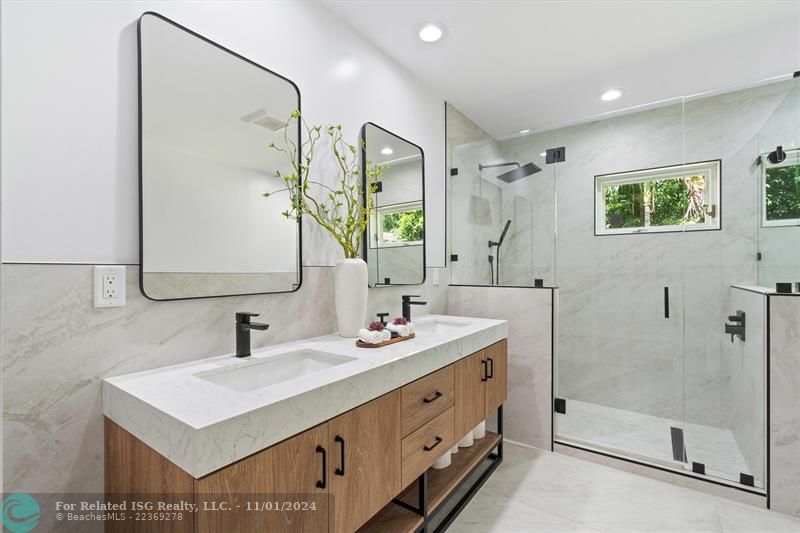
[103,314,507,478]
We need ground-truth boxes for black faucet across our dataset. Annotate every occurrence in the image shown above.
[401,295,427,322]
[725,310,745,343]
[236,312,269,357]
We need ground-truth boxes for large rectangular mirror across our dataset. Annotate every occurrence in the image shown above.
[138,12,301,300]
[361,123,425,286]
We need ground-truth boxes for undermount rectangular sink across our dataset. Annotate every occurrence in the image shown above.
[195,350,356,393]
[415,318,474,335]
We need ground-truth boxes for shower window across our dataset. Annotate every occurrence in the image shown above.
[595,160,720,235]
[762,150,800,227]
[370,201,424,247]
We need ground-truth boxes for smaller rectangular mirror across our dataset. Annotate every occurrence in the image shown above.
[361,123,426,287]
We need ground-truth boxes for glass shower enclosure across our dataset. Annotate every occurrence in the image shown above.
[447,75,799,493]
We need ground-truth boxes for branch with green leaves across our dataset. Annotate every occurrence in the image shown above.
[264,110,384,259]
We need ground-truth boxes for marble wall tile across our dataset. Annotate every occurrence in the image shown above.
[1,263,448,493]
[447,285,553,450]
[769,294,800,517]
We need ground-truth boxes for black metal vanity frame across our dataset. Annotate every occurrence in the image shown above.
[391,405,504,532]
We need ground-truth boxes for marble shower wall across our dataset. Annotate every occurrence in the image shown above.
[447,286,553,450]
[527,81,794,431]
[769,294,800,517]
[1,264,448,494]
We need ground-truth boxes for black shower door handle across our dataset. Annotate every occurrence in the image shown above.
[664,287,670,319]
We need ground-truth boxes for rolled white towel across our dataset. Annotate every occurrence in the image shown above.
[358,328,384,344]
[406,322,415,335]
[387,323,411,337]
[381,329,391,341]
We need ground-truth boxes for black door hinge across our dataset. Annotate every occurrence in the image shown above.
[554,398,566,414]
[545,147,566,164]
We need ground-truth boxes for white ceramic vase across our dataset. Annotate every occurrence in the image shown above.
[334,258,368,337]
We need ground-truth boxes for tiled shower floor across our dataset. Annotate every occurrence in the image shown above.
[451,443,797,532]
[554,399,759,488]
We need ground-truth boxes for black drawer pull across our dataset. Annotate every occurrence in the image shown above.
[481,360,488,382]
[487,357,494,379]
[423,436,443,452]
[423,391,443,403]
[335,435,345,476]
[315,445,326,489]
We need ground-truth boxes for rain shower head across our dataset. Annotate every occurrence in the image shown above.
[478,161,542,183]
[497,162,542,183]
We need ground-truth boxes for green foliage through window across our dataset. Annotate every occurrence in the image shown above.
[765,163,800,222]
[381,209,424,243]
[604,175,706,230]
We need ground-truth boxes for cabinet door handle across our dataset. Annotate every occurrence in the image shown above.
[315,445,326,489]
[423,391,443,403]
[487,357,494,379]
[334,435,345,476]
[481,360,488,382]
[423,436,443,452]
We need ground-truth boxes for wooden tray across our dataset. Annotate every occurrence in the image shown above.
[356,333,415,348]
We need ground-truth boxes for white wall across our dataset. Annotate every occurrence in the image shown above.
[0,0,446,267]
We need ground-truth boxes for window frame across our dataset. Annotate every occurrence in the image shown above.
[369,200,425,249]
[594,159,722,236]
[762,149,800,228]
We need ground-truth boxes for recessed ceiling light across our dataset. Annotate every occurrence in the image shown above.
[540,152,547,157]
[600,88,624,101]
[418,22,444,42]
[380,147,394,155]
[519,129,531,134]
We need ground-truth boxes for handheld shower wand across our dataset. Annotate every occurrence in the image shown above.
[488,219,512,285]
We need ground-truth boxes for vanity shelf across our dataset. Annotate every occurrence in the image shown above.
[398,431,502,516]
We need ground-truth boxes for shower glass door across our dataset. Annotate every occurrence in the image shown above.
[554,98,691,471]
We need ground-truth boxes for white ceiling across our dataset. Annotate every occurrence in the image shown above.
[323,0,800,139]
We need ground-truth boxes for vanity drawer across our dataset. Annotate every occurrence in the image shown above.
[401,406,455,487]
[401,365,455,437]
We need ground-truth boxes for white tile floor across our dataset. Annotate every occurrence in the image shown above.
[450,443,800,532]
[556,399,761,487]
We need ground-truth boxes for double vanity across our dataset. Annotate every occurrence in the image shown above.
[103,315,508,532]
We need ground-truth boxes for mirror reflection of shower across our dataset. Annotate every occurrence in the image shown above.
[478,161,541,285]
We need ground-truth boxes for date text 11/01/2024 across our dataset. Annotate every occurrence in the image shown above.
[54,500,319,512]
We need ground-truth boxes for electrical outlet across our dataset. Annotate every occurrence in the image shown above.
[94,266,126,308]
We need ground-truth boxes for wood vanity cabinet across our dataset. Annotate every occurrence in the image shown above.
[105,339,507,533]
[196,390,401,533]
[454,339,508,439]
[327,389,402,532]
[195,424,329,533]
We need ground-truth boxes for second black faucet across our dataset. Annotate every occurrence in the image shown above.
[401,295,426,322]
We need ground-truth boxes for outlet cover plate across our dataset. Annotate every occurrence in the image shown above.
[94,265,126,308]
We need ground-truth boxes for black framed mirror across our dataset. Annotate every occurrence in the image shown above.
[361,123,426,287]
[138,12,302,300]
